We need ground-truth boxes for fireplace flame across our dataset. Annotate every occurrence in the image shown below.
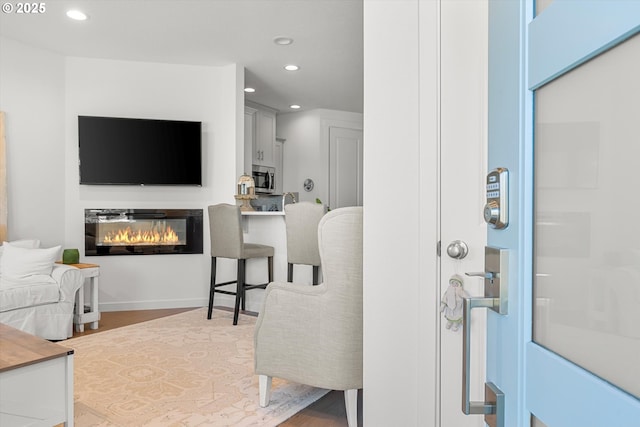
[103,225,179,245]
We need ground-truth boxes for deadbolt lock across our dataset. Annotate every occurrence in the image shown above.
[484,168,508,229]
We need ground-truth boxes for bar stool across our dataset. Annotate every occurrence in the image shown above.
[207,203,274,325]
[284,202,325,285]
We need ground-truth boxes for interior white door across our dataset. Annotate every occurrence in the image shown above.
[439,1,488,426]
[329,127,363,209]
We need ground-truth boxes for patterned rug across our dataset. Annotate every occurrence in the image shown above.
[64,308,328,426]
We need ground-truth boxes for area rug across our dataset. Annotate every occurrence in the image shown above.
[64,308,329,426]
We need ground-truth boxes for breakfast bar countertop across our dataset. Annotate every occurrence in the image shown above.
[241,211,285,216]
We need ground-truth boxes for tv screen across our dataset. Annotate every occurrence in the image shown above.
[78,115,202,186]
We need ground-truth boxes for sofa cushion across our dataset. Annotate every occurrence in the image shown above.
[0,243,60,285]
[0,281,60,312]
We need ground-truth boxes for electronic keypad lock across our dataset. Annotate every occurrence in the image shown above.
[483,168,508,229]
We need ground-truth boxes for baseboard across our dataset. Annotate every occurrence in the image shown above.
[99,294,265,313]
[99,298,205,312]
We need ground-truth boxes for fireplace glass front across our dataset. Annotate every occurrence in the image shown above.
[85,209,203,256]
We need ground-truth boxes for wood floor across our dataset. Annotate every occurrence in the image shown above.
[72,307,362,426]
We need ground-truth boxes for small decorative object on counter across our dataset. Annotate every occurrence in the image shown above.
[315,198,330,211]
[440,274,470,331]
[237,173,256,196]
[235,174,257,211]
[62,248,80,264]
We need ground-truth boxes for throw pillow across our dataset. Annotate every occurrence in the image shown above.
[0,239,41,261]
[0,243,61,283]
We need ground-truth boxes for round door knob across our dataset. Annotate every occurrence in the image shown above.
[446,240,469,259]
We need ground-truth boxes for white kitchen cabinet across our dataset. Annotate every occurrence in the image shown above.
[246,103,276,167]
[244,106,256,173]
[274,137,285,194]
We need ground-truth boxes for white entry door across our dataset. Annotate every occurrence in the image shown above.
[329,127,363,209]
[439,1,489,426]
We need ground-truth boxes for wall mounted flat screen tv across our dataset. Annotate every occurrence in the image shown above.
[79,115,202,186]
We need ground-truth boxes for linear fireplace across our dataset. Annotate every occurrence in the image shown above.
[85,209,203,256]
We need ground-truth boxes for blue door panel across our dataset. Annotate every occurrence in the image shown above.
[489,0,640,425]
[529,0,640,89]
[527,343,640,427]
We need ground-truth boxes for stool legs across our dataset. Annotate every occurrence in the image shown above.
[234,257,270,325]
[207,257,217,319]
[287,262,319,285]
[240,260,247,312]
[287,262,293,282]
[209,256,272,325]
[233,259,245,325]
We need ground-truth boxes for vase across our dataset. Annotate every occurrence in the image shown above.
[62,248,80,264]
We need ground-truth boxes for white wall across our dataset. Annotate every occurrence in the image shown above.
[64,57,242,311]
[0,37,66,247]
[277,108,362,204]
[0,36,246,311]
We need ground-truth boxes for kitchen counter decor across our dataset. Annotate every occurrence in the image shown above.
[235,174,257,211]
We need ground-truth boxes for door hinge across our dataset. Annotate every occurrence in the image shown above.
[437,240,441,257]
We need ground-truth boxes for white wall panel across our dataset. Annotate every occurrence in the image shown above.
[0,37,66,247]
[64,57,240,311]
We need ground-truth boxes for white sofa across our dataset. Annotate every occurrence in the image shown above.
[0,240,84,340]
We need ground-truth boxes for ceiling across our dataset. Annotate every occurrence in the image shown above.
[0,0,363,114]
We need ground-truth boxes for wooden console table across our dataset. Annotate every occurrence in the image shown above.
[0,324,74,426]
[70,263,101,333]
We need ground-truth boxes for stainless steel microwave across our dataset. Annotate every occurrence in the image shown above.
[252,165,275,194]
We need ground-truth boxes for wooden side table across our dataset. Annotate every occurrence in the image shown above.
[0,324,74,426]
[70,263,101,333]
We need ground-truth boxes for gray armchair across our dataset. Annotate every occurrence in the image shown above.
[254,207,363,427]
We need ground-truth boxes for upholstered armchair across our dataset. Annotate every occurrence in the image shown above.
[0,239,84,340]
[254,207,363,427]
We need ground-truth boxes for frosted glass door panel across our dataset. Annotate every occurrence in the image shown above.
[534,34,640,398]
[535,0,554,16]
[531,416,549,427]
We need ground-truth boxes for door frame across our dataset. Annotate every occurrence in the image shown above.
[363,0,490,425]
[363,0,439,425]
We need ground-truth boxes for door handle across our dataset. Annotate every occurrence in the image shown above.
[462,296,498,415]
[460,246,508,427]
[465,271,496,280]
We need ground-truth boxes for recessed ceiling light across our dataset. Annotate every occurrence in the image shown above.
[244,87,256,93]
[273,37,294,46]
[66,9,88,20]
[290,105,301,109]
[284,65,300,71]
